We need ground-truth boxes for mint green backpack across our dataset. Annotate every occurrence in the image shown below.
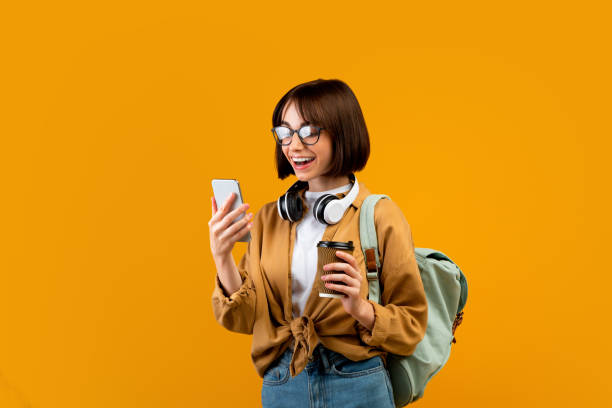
[359,194,468,407]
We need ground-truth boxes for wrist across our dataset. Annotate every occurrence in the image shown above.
[354,299,375,331]
[358,298,373,318]
[214,253,233,269]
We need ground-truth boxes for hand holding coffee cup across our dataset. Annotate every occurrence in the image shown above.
[318,240,366,317]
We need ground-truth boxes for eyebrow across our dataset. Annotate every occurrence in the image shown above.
[281,120,310,127]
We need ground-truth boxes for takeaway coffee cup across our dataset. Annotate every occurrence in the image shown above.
[317,240,355,298]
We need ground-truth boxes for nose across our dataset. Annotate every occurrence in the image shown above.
[287,132,305,150]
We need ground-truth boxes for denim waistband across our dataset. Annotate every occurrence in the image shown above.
[277,342,347,369]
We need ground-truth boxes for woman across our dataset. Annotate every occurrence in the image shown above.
[209,79,428,407]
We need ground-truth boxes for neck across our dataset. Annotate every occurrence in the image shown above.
[306,175,351,192]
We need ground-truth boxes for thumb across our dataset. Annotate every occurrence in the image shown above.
[211,196,217,214]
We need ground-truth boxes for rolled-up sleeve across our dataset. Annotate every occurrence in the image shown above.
[211,218,258,335]
[354,198,428,356]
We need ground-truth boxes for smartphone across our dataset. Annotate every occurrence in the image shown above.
[211,178,251,242]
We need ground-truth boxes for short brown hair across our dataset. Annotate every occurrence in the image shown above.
[272,79,370,179]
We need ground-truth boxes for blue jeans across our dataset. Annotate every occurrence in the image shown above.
[261,343,395,408]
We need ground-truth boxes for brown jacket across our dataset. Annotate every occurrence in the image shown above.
[211,181,428,379]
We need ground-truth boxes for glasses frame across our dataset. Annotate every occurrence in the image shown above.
[271,125,326,146]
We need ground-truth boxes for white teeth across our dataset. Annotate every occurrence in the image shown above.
[293,157,314,163]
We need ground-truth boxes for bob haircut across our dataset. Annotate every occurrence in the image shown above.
[272,78,370,180]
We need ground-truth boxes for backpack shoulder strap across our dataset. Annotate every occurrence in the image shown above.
[359,195,469,316]
[359,194,390,305]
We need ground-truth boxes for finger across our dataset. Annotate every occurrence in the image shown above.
[336,251,358,268]
[227,218,254,243]
[212,196,218,215]
[223,192,236,210]
[335,252,361,280]
[217,203,251,231]
[324,282,359,297]
[322,273,359,287]
[324,262,359,279]
[211,194,246,225]
[217,192,236,215]
[219,211,253,241]
[210,194,233,223]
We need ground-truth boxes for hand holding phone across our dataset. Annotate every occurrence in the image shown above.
[209,179,252,261]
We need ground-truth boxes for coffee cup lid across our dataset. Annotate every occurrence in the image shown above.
[316,240,354,250]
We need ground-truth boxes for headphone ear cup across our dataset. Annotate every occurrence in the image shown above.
[313,194,337,225]
[277,193,289,220]
[277,180,308,222]
[286,190,304,222]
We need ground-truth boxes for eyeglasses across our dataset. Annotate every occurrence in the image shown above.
[271,125,325,146]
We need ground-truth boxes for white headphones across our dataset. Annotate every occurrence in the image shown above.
[276,173,360,225]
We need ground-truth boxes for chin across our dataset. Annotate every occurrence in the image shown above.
[295,169,317,181]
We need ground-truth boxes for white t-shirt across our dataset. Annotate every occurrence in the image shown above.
[291,182,353,319]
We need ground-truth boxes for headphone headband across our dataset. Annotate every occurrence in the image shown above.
[332,173,357,208]
[318,173,359,224]
[277,173,359,225]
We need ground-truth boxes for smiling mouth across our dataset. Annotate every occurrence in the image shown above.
[291,157,315,168]
[292,157,315,164]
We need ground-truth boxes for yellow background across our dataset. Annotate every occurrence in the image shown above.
[1,1,610,407]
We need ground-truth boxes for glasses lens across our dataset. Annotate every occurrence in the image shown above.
[299,126,319,144]
[298,126,313,137]
[273,126,292,145]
